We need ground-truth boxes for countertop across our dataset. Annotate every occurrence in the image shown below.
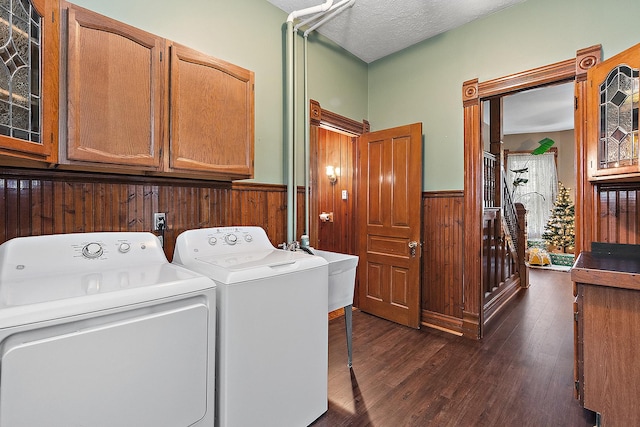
[571,248,640,290]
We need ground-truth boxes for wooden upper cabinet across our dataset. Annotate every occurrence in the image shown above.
[61,1,163,169]
[0,0,59,163]
[58,2,254,180]
[587,42,640,181]
[168,42,254,179]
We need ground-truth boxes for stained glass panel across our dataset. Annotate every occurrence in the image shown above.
[599,65,640,168]
[0,0,41,142]
[0,61,8,102]
[13,66,27,107]
[0,99,9,127]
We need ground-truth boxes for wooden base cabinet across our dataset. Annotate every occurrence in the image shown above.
[572,249,640,427]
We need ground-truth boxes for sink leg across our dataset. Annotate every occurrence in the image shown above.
[344,304,353,368]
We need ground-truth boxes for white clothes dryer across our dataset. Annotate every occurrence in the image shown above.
[173,226,328,427]
[0,232,216,427]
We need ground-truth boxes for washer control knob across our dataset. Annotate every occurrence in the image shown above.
[244,234,253,242]
[118,242,131,253]
[208,237,218,246]
[225,233,238,245]
[82,242,103,259]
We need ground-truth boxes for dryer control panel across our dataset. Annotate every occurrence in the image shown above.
[0,232,166,282]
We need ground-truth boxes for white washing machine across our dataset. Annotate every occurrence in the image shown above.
[173,226,328,427]
[0,232,216,427]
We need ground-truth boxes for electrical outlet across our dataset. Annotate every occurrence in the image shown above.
[153,213,166,231]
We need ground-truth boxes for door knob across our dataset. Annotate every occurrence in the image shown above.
[408,241,418,257]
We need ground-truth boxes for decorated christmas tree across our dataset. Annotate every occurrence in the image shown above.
[542,182,575,253]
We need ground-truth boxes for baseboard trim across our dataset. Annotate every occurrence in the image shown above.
[421,310,464,336]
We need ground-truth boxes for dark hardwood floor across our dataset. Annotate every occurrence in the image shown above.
[312,268,596,426]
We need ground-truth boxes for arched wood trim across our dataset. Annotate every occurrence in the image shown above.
[462,45,601,339]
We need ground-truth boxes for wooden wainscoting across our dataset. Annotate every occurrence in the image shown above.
[0,168,305,260]
[595,183,640,244]
[230,182,306,246]
[418,184,640,337]
[421,191,465,335]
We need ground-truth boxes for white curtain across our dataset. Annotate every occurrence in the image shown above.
[506,152,558,239]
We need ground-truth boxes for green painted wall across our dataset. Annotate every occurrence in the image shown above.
[69,0,368,184]
[66,0,640,191]
[369,0,640,191]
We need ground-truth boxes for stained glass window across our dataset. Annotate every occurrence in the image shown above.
[599,65,639,169]
[0,0,40,143]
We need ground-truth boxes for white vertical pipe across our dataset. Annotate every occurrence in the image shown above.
[304,34,310,236]
[301,0,354,238]
[286,20,295,243]
[285,0,343,243]
[285,1,333,244]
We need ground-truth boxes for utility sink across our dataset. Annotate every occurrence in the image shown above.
[312,249,359,312]
[311,249,358,368]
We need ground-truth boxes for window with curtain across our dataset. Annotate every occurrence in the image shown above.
[506,152,558,239]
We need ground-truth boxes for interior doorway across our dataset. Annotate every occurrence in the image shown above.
[307,101,424,328]
[462,45,602,338]
[313,127,356,254]
[307,100,367,254]
[307,100,367,308]
[496,81,577,240]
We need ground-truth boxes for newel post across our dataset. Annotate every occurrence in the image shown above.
[515,203,529,288]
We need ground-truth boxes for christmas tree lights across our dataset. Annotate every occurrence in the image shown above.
[541,182,575,253]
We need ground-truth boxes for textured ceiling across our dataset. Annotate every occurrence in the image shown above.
[267,0,573,134]
[267,0,526,63]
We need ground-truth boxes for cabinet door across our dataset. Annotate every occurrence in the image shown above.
[587,42,640,181]
[63,2,163,169]
[0,0,59,163]
[581,284,640,426]
[168,43,254,180]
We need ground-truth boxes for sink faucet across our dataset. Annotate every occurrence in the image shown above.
[280,241,299,251]
[288,241,300,251]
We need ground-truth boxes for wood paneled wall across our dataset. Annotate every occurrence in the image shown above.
[595,183,640,244]
[315,128,355,254]
[0,168,470,334]
[421,191,465,335]
[0,168,304,260]
[416,185,640,337]
[4,168,567,339]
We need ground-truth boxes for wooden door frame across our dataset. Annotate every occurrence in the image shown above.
[461,45,601,339]
[308,100,369,251]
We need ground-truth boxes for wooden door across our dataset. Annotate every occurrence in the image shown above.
[63,2,164,169]
[357,123,423,328]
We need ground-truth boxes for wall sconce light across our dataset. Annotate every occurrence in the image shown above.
[326,165,338,184]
